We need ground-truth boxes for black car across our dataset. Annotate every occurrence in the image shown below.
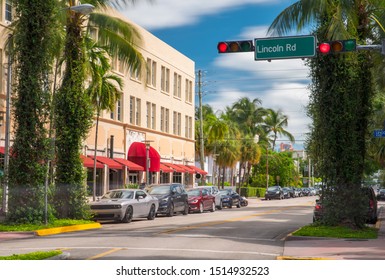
[148,183,189,217]
[264,186,284,200]
[240,196,248,207]
[219,189,241,208]
[377,189,385,201]
[313,186,378,224]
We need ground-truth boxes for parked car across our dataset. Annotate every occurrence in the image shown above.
[282,187,292,199]
[186,188,216,213]
[377,189,385,201]
[147,183,189,217]
[203,186,223,210]
[89,189,159,223]
[313,186,378,224]
[240,196,248,207]
[264,186,284,200]
[219,189,241,208]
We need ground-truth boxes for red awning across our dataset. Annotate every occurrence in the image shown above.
[186,165,208,175]
[113,158,144,171]
[181,165,196,174]
[88,156,123,170]
[127,142,160,172]
[80,155,104,169]
[163,163,186,173]
[173,164,194,174]
[159,162,174,173]
[0,147,4,154]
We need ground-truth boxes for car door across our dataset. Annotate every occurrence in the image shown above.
[201,188,211,209]
[134,190,147,216]
[171,185,182,211]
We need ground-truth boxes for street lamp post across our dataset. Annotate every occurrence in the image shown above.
[142,140,153,186]
[1,34,13,216]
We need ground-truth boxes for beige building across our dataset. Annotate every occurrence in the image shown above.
[0,3,206,196]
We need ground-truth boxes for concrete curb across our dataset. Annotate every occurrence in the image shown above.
[35,222,101,236]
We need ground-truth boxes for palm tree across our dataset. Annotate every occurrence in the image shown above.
[86,38,124,201]
[54,0,145,218]
[262,109,295,151]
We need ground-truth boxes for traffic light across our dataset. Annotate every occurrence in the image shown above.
[217,40,254,53]
[318,39,356,54]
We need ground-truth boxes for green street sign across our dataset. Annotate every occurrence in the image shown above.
[255,35,316,61]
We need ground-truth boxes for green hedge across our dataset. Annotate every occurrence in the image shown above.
[240,187,266,198]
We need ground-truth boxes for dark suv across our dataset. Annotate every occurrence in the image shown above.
[313,186,378,224]
[148,183,189,217]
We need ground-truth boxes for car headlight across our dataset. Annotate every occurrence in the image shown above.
[161,198,169,203]
[191,199,198,203]
[276,191,280,194]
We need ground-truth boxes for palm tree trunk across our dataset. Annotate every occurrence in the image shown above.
[93,111,100,201]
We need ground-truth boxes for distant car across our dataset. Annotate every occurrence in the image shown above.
[313,186,378,224]
[219,189,241,208]
[377,189,385,201]
[89,189,159,223]
[148,183,189,217]
[282,187,292,199]
[240,196,248,207]
[265,186,283,200]
[203,186,223,210]
[186,188,216,213]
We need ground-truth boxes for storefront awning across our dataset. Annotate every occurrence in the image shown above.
[159,162,174,173]
[113,158,144,171]
[163,163,189,173]
[80,155,104,169]
[176,164,195,174]
[88,156,123,170]
[127,142,160,172]
[186,165,208,175]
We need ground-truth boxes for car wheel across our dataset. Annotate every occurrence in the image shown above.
[199,202,204,213]
[147,204,156,220]
[166,203,174,217]
[237,200,241,208]
[228,202,233,208]
[121,206,133,223]
[210,201,215,212]
[183,201,189,215]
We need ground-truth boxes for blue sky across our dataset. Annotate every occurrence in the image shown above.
[118,0,310,150]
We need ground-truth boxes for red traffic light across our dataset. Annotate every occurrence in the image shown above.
[319,43,330,54]
[318,39,356,54]
[217,40,254,53]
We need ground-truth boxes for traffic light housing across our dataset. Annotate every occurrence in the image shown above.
[318,39,356,54]
[217,40,254,53]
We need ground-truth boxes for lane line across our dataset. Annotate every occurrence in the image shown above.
[87,248,122,260]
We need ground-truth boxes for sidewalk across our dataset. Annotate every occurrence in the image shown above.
[281,206,385,260]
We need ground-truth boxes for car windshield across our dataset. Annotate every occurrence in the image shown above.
[187,189,201,196]
[380,189,385,194]
[219,190,230,195]
[268,186,279,191]
[102,190,134,199]
[148,185,171,195]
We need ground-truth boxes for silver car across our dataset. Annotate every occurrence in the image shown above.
[203,186,223,210]
[89,189,159,223]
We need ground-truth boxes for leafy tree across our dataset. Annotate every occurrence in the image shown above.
[270,0,382,227]
[7,0,57,223]
[54,0,144,218]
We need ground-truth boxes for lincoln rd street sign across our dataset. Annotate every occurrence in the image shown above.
[254,35,316,61]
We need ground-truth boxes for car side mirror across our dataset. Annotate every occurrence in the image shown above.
[137,195,144,200]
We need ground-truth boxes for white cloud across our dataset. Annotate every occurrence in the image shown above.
[119,0,278,29]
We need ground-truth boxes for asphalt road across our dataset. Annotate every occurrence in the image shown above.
[0,196,316,260]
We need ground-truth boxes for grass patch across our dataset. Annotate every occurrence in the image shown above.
[0,219,95,232]
[0,250,62,260]
[293,224,378,239]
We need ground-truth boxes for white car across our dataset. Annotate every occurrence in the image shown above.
[203,186,223,210]
[89,189,159,223]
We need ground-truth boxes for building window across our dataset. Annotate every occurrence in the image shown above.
[173,73,181,98]
[135,99,141,126]
[129,65,141,81]
[5,0,12,22]
[130,96,135,124]
[118,58,125,74]
[116,98,122,121]
[161,66,170,93]
[146,58,157,87]
[151,104,156,129]
[173,111,181,136]
[146,102,151,128]
[185,79,193,103]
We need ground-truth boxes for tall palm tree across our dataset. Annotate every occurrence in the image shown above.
[262,109,295,151]
[86,38,123,201]
[54,0,145,218]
